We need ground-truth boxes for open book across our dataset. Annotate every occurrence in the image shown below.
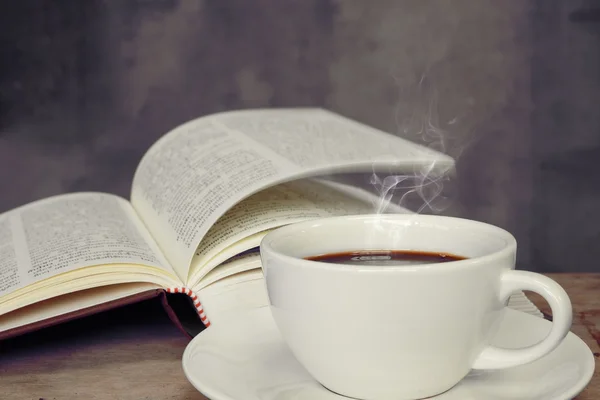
[0,108,455,339]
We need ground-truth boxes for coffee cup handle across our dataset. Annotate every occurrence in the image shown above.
[471,270,573,370]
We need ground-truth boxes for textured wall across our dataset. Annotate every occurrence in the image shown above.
[530,1,600,273]
[0,0,598,272]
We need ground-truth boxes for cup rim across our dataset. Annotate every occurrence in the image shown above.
[260,214,517,273]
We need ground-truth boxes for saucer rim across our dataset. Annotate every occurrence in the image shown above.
[182,307,596,400]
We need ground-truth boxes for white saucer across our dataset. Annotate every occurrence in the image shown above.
[182,307,595,400]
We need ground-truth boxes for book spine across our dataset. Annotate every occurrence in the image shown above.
[166,287,211,327]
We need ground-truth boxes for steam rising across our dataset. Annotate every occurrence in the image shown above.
[371,74,458,214]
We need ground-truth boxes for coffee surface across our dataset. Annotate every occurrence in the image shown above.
[305,250,466,266]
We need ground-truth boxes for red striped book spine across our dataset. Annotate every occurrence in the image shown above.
[166,287,210,328]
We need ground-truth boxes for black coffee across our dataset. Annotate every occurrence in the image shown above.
[305,250,466,266]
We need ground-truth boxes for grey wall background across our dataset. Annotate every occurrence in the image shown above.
[0,0,598,272]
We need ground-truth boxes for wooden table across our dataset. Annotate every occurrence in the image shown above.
[0,273,598,399]
[528,273,599,399]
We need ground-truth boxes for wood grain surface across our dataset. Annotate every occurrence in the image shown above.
[0,273,597,399]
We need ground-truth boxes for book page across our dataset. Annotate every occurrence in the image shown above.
[0,282,158,335]
[196,268,268,327]
[194,251,261,290]
[131,108,453,280]
[214,108,453,170]
[187,179,380,286]
[0,193,175,299]
[131,118,298,279]
[0,216,18,295]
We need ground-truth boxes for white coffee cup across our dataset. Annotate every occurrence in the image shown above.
[259,214,572,400]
